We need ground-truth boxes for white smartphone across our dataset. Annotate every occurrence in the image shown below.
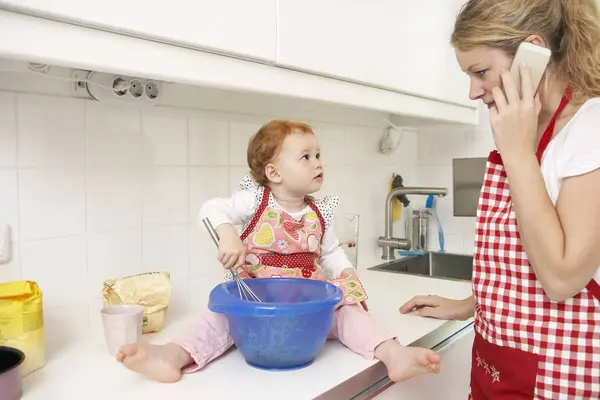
[508,41,552,97]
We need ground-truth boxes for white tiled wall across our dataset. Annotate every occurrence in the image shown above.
[0,67,422,343]
[416,105,494,254]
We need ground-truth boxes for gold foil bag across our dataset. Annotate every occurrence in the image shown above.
[0,280,45,376]
[102,271,171,334]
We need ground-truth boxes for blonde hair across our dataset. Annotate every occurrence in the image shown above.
[451,0,600,103]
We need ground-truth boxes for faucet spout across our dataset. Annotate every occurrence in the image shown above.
[378,186,447,260]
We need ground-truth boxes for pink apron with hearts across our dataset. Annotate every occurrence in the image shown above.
[238,186,367,306]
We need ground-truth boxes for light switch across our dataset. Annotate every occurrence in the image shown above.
[0,221,11,264]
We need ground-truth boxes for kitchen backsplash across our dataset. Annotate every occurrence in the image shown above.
[416,105,494,255]
[0,66,423,345]
[0,61,491,345]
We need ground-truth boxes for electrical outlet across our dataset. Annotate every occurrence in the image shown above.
[144,81,160,100]
[86,72,162,104]
[129,79,144,98]
[0,221,11,264]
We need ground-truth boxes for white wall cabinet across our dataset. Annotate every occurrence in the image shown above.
[277,1,413,96]
[0,0,277,62]
[373,324,474,400]
[0,2,478,125]
[407,0,470,107]
[277,0,472,107]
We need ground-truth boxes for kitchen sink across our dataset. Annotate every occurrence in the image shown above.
[369,251,474,281]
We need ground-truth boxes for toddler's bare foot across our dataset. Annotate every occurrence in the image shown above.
[117,342,193,383]
[375,340,440,382]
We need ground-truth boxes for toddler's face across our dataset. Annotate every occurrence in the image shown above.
[275,132,323,196]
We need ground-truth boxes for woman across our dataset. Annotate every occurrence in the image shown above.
[400,0,600,398]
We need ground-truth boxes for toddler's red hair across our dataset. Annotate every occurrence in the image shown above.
[247,119,314,186]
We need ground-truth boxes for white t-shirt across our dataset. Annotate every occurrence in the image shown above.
[199,177,353,279]
[540,97,600,280]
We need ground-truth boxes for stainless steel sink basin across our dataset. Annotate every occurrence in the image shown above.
[369,251,474,281]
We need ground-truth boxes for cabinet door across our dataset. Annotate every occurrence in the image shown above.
[277,0,472,108]
[0,0,277,62]
[277,0,413,96]
[406,0,471,107]
[373,325,475,400]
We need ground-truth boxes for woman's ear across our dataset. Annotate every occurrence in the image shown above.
[265,163,281,184]
[525,34,547,48]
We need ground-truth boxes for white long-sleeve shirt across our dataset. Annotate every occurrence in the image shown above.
[199,180,353,279]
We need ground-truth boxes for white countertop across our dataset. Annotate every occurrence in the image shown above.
[21,271,473,400]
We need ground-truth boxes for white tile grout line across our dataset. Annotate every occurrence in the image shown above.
[13,92,22,279]
[226,118,232,194]
[138,107,144,272]
[186,114,193,307]
[83,100,90,283]
[83,100,94,333]
[186,114,193,224]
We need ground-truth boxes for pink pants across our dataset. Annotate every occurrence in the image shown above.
[172,304,396,373]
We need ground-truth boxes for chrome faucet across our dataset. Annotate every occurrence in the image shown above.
[377,187,447,260]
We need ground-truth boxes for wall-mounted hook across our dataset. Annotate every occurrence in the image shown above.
[380,119,406,155]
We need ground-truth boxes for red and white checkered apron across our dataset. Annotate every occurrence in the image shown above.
[469,92,600,399]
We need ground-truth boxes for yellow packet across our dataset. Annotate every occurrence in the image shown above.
[102,271,171,334]
[0,280,45,376]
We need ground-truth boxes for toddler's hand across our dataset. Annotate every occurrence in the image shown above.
[339,267,357,279]
[215,224,246,270]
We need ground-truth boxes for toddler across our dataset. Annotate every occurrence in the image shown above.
[117,120,440,383]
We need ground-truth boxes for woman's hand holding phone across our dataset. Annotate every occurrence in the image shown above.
[489,41,551,159]
[489,64,542,159]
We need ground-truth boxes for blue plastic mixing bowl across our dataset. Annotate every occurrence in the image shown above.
[208,278,343,371]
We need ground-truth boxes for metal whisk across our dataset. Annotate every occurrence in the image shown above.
[201,217,263,302]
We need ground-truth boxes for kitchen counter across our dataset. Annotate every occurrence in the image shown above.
[21,271,473,400]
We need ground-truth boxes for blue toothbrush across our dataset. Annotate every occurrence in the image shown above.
[425,195,445,252]
[399,250,425,256]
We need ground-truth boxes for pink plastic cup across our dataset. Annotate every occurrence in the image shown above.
[100,304,144,356]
